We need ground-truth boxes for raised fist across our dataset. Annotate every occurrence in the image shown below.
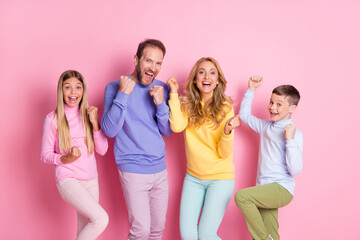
[248,76,263,90]
[119,76,136,95]
[150,85,164,105]
[167,77,179,93]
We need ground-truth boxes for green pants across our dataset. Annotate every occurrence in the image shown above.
[234,183,293,240]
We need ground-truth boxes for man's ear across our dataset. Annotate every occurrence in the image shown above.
[134,54,138,66]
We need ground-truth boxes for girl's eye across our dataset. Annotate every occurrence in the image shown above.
[199,71,204,74]
[65,86,70,89]
[277,103,281,107]
[77,86,82,90]
[211,71,216,75]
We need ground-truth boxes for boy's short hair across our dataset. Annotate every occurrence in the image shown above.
[136,39,166,59]
[272,85,300,106]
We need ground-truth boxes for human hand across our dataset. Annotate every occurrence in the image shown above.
[61,146,81,164]
[248,76,263,91]
[150,85,164,105]
[284,124,296,140]
[224,115,241,135]
[119,76,136,95]
[87,106,99,131]
[167,77,179,93]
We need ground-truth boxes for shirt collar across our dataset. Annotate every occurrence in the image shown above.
[271,118,292,128]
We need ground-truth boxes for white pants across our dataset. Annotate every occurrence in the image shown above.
[56,178,109,240]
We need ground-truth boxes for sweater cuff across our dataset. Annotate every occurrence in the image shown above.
[55,155,62,165]
[170,93,179,100]
[286,139,296,146]
[93,129,105,138]
[114,90,129,107]
[156,101,169,114]
[221,129,234,141]
[245,89,255,97]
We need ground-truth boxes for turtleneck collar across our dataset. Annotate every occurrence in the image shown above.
[64,104,80,113]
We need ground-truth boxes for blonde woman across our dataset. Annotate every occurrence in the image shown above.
[41,70,109,240]
[167,57,240,240]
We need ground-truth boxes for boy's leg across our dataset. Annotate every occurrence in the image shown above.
[149,170,169,240]
[179,173,206,240]
[234,183,293,240]
[198,179,235,240]
[119,170,153,240]
[259,208,279,240]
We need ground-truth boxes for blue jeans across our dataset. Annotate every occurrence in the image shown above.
[179,173,235,240]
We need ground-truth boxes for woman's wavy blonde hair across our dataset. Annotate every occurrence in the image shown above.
[181,57,233,129]
[55,70,94,154]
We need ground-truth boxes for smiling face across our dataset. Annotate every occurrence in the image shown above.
[62,77,83,107]
[134,46,164,86]
[194,60,219,102]
[268,94,296,121]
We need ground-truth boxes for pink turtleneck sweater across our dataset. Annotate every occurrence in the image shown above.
[41,105,108,181]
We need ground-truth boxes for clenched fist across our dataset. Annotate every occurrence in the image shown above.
[150,85,164,105]
[119,76,136,95]
[284,124,296,140]
[87,106,99,131]
[224,115,241,135]
[61,146,81,164]
[248,76,263,91]
[167,77,179,93]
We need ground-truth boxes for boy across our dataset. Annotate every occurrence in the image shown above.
[234,76,303,240]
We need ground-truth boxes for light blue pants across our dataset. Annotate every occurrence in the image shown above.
[179,173,235,240]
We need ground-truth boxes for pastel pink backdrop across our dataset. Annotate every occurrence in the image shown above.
[1,1,359,239]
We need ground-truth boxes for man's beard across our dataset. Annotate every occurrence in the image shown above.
[136,65,155,86]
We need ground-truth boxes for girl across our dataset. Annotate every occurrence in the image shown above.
[41,70,109,240]
[167,57,240,240]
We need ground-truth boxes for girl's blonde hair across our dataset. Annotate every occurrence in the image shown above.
[55,70,94,154]
[181,57,233,129]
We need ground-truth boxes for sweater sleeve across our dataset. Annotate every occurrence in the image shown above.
[155,85,172,137]
[217,107,235,159]
[101,82,128,138]
[285,130,303,175]
[168,93,188,133]
[40,114,62,165]
[239,90,267,133]
[93,129,108,156]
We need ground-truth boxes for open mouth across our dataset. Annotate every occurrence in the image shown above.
[145,71,154,77]
[202,81,211,86]
[68,97,78,103]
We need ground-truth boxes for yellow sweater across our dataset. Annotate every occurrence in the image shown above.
[169,93,235,180]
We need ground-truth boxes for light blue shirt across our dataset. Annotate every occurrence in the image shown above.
[240,90,303,195]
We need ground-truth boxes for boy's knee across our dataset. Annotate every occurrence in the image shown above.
[234,190,249,208]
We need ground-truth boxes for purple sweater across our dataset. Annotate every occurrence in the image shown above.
[101,78,172,174]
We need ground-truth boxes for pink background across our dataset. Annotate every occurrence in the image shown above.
[1,0,359,239]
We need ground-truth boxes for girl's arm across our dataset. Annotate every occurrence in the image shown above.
[88,106,108,155]
[40,114,62,165]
